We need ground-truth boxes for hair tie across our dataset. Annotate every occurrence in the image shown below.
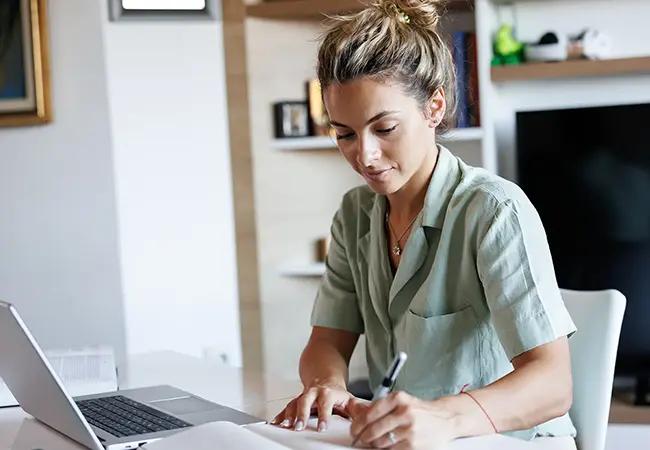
[390,4,410,24]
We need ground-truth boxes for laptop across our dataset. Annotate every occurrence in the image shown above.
[0,301,265,450]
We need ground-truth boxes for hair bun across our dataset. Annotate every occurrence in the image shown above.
[373,0,442,30]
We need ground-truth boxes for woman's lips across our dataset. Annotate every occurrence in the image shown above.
[363,168,392,182]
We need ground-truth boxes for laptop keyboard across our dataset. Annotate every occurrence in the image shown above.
[76,395,191,437]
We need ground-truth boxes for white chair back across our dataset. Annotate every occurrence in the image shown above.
[562,289,626,450]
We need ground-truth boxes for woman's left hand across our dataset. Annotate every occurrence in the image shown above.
[348,391,458,449]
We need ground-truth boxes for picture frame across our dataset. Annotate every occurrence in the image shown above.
[108,0,220,22]
[0,0,52,127]
[273,101,310,138]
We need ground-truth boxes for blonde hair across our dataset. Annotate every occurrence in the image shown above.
[317,0,457,133]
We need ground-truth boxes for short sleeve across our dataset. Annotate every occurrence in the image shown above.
[310,206,364,335]
[477,198,576,361]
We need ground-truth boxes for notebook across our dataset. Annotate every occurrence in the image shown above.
[141,415,577,450]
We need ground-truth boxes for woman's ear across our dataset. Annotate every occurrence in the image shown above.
[426,88,446,128]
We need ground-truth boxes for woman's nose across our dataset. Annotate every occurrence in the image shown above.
[357,138,381,167]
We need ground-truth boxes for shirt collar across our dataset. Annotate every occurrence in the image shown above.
[421,145,460,229]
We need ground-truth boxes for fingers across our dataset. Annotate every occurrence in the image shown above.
[316,389,336,432]
[270,402,290,426]
[272,387,355,433]
[372,425,411,449]
[270,398,292,425]
[294,389,318,431]
[281,401,297,428]
[332,404,351,420]
[350,392,413,446]
[271,399,298,428]
[350,393,399,436]
[354,408,406,447]
[346,397,370,421]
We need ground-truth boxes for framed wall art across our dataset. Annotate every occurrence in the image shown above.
[0,0,52,127]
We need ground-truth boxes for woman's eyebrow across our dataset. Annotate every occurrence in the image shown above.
[330,110,400,128]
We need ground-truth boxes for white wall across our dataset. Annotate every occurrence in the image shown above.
[101,2,242,366]
[0,1,127,366]
[492,0,650,181]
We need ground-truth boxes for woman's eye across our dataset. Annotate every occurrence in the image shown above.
[336,132,355,141]
[377,125,398,134]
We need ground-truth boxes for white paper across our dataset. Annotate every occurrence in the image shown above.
[142,421,292,450]
[247,417,576,450]
[247,416,355,449]
[142,415,576,450]
[0,346,117,408]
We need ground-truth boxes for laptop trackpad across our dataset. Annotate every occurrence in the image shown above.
[151,396,218,415]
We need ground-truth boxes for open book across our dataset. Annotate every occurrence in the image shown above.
[0,346,118,408]
[140,415,573,450]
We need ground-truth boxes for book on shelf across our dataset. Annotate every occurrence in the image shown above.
[452,30,481,129]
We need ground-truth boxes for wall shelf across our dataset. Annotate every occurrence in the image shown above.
[271,127,484,150]
[247,0,475,20]
[442,127,485,142]
[271,136,335,150]
[491,57,650,83]
[279,263,326,277]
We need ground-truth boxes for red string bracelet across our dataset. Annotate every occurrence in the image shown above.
[459,384,498,434]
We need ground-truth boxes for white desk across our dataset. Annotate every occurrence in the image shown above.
[0,351,302,450]
[0,351,577,450]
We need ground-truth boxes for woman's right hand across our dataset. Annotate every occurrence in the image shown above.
[270,383,359,432]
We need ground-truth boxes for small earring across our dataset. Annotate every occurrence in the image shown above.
[434,119,439,124]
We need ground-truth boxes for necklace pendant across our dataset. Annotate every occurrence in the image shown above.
[392,244,401,256]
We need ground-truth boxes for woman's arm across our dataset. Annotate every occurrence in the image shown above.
[299,326,360,389]
[347,338,572,447]
[439,337,573,438]
[447,196,576,437]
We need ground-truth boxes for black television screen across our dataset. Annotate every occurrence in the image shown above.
[515,103,650,377]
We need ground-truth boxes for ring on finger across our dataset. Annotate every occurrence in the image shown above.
[388,430,397,444]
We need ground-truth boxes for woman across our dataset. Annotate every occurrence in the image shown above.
[272,1,577,448]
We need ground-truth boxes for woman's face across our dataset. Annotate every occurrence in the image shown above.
[324,77,443,196]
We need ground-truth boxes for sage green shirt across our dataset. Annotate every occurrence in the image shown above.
[311,145,577,440]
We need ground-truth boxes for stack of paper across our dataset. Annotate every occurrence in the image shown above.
[0,346,118,408]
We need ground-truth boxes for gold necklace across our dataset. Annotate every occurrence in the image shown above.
[385,210,421,256]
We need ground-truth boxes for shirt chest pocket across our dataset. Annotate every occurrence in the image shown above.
[396,305,483,399]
